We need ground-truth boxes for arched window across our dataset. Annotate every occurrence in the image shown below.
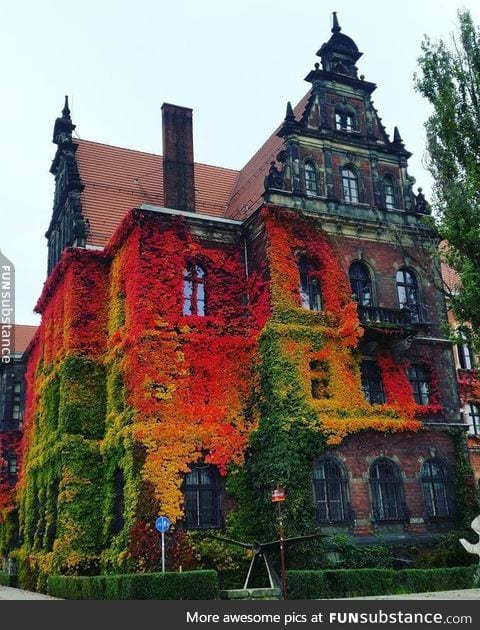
[349,261,372,306]
[304,162,318,197]
[396,268,420,322]
[383,176,395,209]
[313,456,351,524]
[406,365,430,405]
[342,167,359,203]
[370,458,407,521]
[456,329,475,370]
[183,465,222,529]
[421,458,455,519]
[183,263,206,316]
[298,256,322,311]
[361,360,385,404]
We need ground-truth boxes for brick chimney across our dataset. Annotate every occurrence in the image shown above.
[161,103,196,212]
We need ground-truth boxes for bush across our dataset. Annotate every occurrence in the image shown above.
[47,570,218,600]
[287,566,477,599]
[0,571,16,587]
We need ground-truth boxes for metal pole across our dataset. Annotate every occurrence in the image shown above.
[161,530,166,573]
[277,501,287,599]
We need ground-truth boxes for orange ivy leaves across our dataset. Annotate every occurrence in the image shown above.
[109,214,257,522]
[262,206,361,347]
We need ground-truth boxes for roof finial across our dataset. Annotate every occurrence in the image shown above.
[332,11,341,33]
[393,126,403,145]
[62,95,71,121]
[285,101,295,121]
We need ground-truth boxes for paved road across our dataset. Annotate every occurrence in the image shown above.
[0,585,59,600]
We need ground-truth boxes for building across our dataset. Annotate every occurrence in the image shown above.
[442,263,480,481]
[0,324,37,560]
[2,13,476,581]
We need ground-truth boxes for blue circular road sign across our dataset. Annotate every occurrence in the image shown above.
[155,516,171,533]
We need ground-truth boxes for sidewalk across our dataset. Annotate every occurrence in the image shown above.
[348,589,480,600]
[0,585,59,600]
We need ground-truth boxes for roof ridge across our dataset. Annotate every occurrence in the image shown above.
[75,138,239,173]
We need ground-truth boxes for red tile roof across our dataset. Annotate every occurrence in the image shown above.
[75,140,239,248]
[12,325,37,354]
[441,262,461,294]
[225,92,311,220]
[75,92,310,246]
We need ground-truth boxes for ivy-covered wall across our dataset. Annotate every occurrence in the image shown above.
[3,205,472,585]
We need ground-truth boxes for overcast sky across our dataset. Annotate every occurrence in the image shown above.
[1,0,479,326]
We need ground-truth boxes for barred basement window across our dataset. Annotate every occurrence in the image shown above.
[183,263,206,316]
[298,256,322,311]
[361,360,385,404]
[421,458,455,520]
[111,468,125,535]
[183,465,222,529]
[370,458,407,522]
[349,261,372,306]
[313,456,351,524]
[406,365,430,405]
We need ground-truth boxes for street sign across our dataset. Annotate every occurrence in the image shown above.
[155,516,170,533]
[155,516,171,573]
[271,487,286,503]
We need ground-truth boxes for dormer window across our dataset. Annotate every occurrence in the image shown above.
[335,108,355,132]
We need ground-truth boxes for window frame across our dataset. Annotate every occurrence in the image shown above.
[466,403,480,436]
[421,458,455,520]
[361,359,385,404]
[183,262,207,317]
[369,458,407,522]
[349,261,373,307]
[383,176,395,209]
[342,167,359,204]
[304,161,318,197]
[396,267,420,322]
[313,456,352,524]
[298,255,322,312]
[406,365,431,405]
[183,464,222,530]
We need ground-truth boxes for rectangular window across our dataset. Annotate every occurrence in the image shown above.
[7,456,17,478]
[466,403,480,436]
[361,360,385,404]
[407,365,430,405]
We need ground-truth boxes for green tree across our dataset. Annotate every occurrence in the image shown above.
[415,9,480,348]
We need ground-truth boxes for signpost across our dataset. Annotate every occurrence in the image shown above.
[271,485,287,600]
[155,516,171,573]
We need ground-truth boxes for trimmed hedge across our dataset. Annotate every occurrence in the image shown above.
[287,566,477,599]
[0,571,17,587]
[47,570,218,600]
